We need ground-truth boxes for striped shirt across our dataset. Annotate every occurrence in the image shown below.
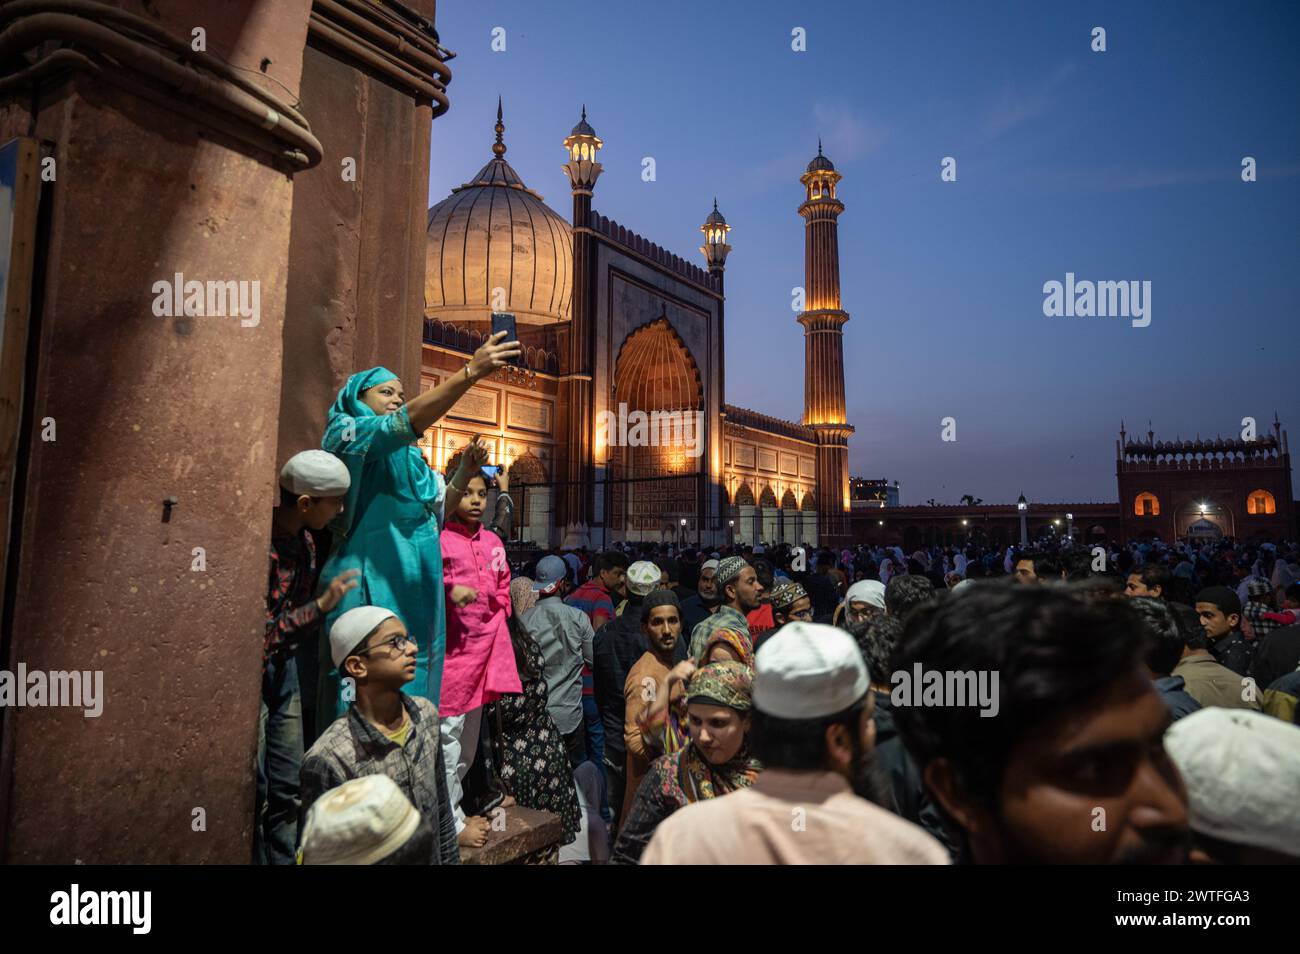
[566,580,616,699]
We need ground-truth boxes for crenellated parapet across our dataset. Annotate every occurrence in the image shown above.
[724,404,819,444]
[587,211,721,293]
[1118,432,1288,472]
[423,318,562,374]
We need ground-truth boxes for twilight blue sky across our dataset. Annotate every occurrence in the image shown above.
[427,0,1299,505]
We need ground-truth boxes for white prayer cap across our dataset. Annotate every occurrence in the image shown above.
[844,579,886,610]
[329,605,397,668]
[753,622,869,719]
[626,561,662,597]
[300,774,421,865]
[280,450,351,496]
[701,559,720,573]
[1164,708,1300,854]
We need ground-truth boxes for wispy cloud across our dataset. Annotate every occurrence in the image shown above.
[811,102,889,163]
[982,61,1077,141]
[733,102,887,194]
[1026,161,1300,192]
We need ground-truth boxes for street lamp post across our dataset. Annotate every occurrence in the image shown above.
[1017,494,1028,546]
[679,517,687,549]
[1066,512,1074,543]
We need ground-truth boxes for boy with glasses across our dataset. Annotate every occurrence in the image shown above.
[299,605,461,864]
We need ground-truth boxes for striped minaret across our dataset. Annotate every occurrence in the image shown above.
[798,141,854,543]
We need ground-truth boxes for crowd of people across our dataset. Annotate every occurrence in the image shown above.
[260,336,1300,865]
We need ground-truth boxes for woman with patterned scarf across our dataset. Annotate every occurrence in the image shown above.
[611,662,761,864]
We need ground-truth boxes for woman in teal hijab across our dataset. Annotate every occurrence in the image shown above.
[308,332,520,736]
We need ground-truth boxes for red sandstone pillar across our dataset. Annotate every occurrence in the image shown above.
[0,0,312,862]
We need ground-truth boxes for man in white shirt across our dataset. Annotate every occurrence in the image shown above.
[642,623,950,865]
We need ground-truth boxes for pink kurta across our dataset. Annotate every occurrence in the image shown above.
[438,519,520,716]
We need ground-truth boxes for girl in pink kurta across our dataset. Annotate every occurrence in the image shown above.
[437,465,521,846]
[440,471,520,716]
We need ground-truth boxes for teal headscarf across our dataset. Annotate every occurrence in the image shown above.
[306,366,449,729]
[322,367,443,540]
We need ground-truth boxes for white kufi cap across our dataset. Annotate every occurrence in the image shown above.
[753,622,869,719]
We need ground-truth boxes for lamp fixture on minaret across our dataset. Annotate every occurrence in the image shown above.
[699,198,732,272]
[561,105,603,196]
[801,138,841,203]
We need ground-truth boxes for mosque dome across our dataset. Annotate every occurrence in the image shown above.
[425,104,573,326]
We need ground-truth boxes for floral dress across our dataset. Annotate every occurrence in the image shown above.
[488,637,580,844]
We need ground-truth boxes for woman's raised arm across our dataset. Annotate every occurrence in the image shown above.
[404,331,522,435]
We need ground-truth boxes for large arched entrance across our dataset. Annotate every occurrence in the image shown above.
[1176,500,1232,540]
[608,318,704,541]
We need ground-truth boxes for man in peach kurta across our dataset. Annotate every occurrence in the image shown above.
[642,623,949,865]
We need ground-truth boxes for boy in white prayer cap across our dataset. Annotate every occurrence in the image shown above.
[257,450,359,865]
[299,774,430,865]
[299,606,461,864]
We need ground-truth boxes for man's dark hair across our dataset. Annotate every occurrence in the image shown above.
[848,614,903,685]
[1172,603,1209,651]
[1129,563,1173,596]
[375,815,436,865]
[750,696,870,771]
[885,574,935,622]
[891,586,1147,809]
[595,550,629,574]
[751,558,775,591]
[1128,596,1186,676]
[1194,586,1242,620]
[1062,549,1097,581]
[655,557,681,584]
[279,485,320,509]
[1286,582,1300,605]
[1017,550,1061,580]
[1069,573,1125,602]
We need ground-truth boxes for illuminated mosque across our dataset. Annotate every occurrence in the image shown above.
[419,104,855,548]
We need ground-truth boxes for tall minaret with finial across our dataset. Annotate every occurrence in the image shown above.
[799,140,854,544]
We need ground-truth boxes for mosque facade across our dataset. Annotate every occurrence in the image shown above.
[419,105,855,549]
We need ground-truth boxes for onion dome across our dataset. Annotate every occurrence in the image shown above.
[425,100,572,325]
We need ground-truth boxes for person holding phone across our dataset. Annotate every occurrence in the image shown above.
[477,464,515,543]
[305,332,522,743]
[490,312,520,366]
